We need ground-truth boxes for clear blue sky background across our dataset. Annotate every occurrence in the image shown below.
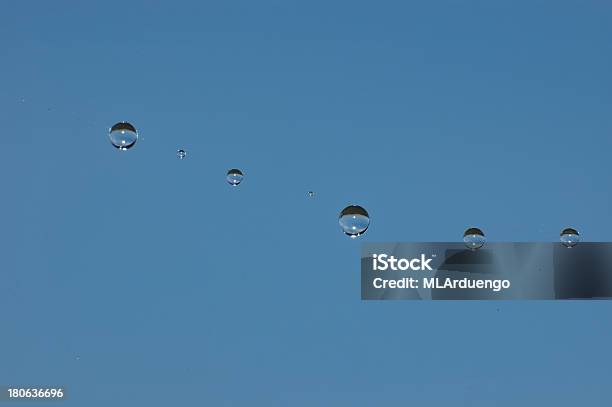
[1,1,612,405]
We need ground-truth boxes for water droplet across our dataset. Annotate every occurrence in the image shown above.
[560,227,580,248]
[109,122,138,150]
[308,191,315,198]
[177,149,187,159]
[339,205,370,238]
[226,169,244,186]
[464,227,486,250]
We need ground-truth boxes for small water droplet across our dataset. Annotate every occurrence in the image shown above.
[560,227,580,248]
[463,227,486,250]
[339,205,370,238]
[308,191,315,198]
[177,149,187,159]
[226,169,244,186]
[108,122,138,150]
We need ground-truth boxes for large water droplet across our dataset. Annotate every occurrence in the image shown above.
[226,169,244,186]
[560,227,580,248]
[464,227,485,250]
[109,122,138,150]
[177,149,187,159]
[339,205,370,238]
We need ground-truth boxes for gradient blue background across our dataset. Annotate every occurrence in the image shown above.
[1,1,612,405]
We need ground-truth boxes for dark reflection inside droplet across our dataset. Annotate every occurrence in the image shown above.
[463,227,486,250]
[339,205,370,238]
[560,227,580,248]
[226,168,244,186]
[108,121,138,150]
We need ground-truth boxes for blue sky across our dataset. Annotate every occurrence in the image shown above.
[1,1,612,405]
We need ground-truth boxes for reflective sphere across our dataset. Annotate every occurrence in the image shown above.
[108,122,138,150]
[464,227,486,250]
[560,227,580,248]
[339,205,370,238]
[226,169,244,186]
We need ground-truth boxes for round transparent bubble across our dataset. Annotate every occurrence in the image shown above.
[339,205,370,238]
[226,169,244,186]
[177,149,187,159]
[560,229,580,248]
[109,122,138,150]
[463,228,486,250]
